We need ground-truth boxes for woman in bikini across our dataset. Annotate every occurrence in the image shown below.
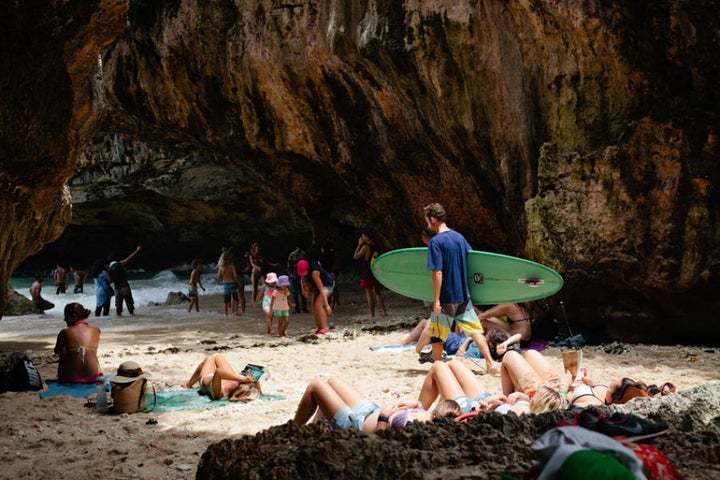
[54,303,102,383]
[181,354,261,402]
[500,349,566,414]
[563,371,676,408]
[294,376,462,432]
[418,359,507,415]
[476,303,534,344]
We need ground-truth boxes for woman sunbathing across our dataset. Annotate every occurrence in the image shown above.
[54,303,102,383]
[182,354,261,402]
[500,349,566,414]
[293,376,461,432]
[418,359,507,414]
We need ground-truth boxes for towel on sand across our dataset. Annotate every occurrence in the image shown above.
[40,377,113,399]
[370,343,417,352]
[152,389,285,413]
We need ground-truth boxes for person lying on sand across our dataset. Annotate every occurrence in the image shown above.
[182,354,261,402]
[500,349,566,414]
[556,365,677,408]
[418,359,507,414]
[293,376,461,432]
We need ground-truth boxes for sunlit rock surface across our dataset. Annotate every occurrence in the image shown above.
[2,1,719,342]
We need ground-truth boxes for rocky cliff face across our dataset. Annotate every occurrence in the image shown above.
[0,0,128,312]
[2,1,719,342]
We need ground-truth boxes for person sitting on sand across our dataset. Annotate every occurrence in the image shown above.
[54,303,102,383]
[476,303,535,345]
[293,377,462,432]
[500,349,566,414]
[405,320,521,363]
[181,354,261,402]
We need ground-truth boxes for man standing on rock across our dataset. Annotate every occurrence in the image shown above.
[108,246,142,316]
[423,203,498,375]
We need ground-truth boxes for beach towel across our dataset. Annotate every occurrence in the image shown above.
[152,389,286,413]
[523,340,548,352]
[40,377,112,399]
[370,343,417,353]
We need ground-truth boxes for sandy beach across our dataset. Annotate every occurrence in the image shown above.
[1,286,718,479]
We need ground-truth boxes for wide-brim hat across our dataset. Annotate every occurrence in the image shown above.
[109,360,148,384]
[277,275,290,287]
[265,272,278,284]
[296,260,309,277]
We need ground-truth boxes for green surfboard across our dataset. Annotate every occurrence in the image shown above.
[371,248,563,304]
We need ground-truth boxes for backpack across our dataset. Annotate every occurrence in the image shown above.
[0,352,44,393]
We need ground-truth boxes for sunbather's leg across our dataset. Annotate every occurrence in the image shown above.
[447,359,487,398]
[419,361,464,409]
[404,318,429,346]
[294,379,348,425]
[522,350,559,386]
[182,355,218,388]
[327,377,364,408]
[501,350,541,395]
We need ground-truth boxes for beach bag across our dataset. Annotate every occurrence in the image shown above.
[109,361,155,413]
[0,352,43,393]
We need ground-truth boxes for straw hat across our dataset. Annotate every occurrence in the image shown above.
[109,361,147,384]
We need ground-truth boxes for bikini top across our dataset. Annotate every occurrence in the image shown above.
[390,407,427,429]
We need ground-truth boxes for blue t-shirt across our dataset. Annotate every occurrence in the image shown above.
[427,230,472,304]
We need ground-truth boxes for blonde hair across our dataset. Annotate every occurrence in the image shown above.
[218,248,233,268]
[529,385,566,414]
[432,399,462,420]
[228,382,261,402]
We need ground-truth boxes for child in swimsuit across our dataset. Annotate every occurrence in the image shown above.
[255,272,278,334]
[272,275,295,338]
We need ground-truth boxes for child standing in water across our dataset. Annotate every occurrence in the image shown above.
[188,259,206,312]
[255,272,278,334]
[273,275,295,338]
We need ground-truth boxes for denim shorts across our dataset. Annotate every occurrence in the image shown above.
[332,398,379,430]
[455,392,493,413]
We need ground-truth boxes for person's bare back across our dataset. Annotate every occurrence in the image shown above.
[54,303,102,383]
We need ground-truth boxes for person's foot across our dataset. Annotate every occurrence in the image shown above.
[314,329,330,335]
[486,363,500,376]
[418,351,434,364]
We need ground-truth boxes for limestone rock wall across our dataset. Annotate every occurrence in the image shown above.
[0,0,128,314]
[2,1,719,342]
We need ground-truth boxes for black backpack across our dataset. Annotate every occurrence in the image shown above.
[0,352,43,393]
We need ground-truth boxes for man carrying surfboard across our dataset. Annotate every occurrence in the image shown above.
[423,203,499,375]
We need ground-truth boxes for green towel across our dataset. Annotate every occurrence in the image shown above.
[150,389,285,413]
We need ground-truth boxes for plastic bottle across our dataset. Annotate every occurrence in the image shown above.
[96,376,108,412]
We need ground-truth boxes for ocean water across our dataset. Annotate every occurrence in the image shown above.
[3,264,247,337]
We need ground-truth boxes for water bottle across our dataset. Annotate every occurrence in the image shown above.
[96,376,108,412]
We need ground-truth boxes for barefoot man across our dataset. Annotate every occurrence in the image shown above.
[423,202,498,375]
